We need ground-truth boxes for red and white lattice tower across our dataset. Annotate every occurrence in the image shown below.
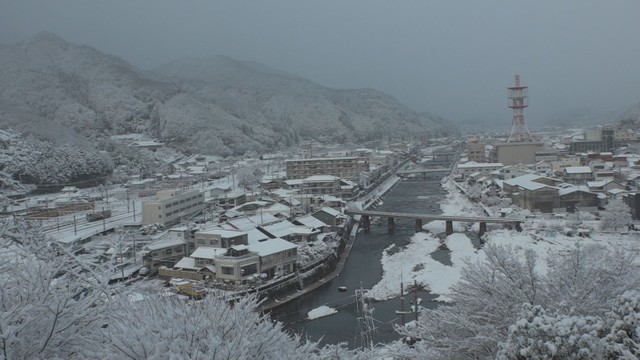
[507,74,533,142]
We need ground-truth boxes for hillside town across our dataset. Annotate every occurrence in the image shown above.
[4,1,640,357]
[4,118,640,304]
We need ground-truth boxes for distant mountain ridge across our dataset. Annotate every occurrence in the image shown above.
[0,32,458,156]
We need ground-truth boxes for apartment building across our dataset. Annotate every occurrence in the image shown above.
[142,189,205,225]
[285,157,368,181]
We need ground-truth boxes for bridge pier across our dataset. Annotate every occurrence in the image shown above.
[388,217,395,233]
[515,222,522,232]
[445,220,453,235]
[362,215,370,233]
[415,218,423,232]
[478,222,487,236]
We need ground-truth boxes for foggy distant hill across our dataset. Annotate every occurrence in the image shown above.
[0,32,457,156]
[618,102,640,129]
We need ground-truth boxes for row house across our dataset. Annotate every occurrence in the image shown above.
[162,238,298,283]
[502,174,601,212]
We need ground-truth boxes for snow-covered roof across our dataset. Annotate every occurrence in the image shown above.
[303,175,339,182]
[294,215,329,229]
[458,162,504,169]
[607,188,626,195]
[249,238,297,257]
[317,206,344,218]
[196,227,247,238]
[190,246,226,259]
[173,257,201,271]
[503,174,553,191]
[565,166,592,174]
[587,180,608,188]
[226,213,281,230]
[285,179,304,186]
[145,237,185,251]
[559,185,594,196]
[246,228,270,244]
[285,157,358,162]
[260,220,315,238]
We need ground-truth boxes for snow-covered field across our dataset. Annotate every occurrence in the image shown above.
[307,305,338,320]
[368,179,640,302]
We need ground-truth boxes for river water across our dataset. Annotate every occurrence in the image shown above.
[271,178,453,348]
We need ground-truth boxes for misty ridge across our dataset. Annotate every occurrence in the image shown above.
[0,32,457,157]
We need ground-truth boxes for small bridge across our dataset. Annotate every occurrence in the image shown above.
[345,209,523,236]
[396,167,452,180]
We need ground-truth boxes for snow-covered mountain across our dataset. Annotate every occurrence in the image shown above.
[0,32,457,156]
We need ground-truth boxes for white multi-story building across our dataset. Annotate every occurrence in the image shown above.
[142,189,205,225]
[285,157,368,181]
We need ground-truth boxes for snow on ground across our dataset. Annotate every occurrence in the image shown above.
[367,178,640,303]
[368,232,477,302]
[307,305,338,320]
[440,181,483,216]
[423,220,466,233]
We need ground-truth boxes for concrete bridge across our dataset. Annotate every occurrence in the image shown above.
[396,167,452,180]
[345,209,523,236]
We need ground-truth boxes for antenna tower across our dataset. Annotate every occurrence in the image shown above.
[507,74,533,142]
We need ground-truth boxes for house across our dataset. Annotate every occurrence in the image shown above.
[161,236,298,283]
[587,180,625,193]
[141,234,191,274]
[217,190,247,209]
[212,245,261,282]
[194,227,248,248]
[258,220,320,242]
[292,215,332,233]
[558,186,602,209]
[311,207,347,231]
[249,238,298,278]
[563,166,594,185]
[502,174,563,213]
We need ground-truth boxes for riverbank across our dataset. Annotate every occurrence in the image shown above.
[259,173,403,312]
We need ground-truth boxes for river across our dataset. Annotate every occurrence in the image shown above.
[271,177,454,348]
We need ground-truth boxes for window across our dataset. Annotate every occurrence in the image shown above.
[221,266,234,275]
[241,263,257,276]
[165,248,172,255]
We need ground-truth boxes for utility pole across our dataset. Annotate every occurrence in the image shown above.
[414,280,419,322]
[400,280,405,326]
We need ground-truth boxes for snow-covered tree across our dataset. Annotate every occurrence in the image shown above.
[236,166,263,190]
[496,304,603,359]
[394,244,542,359]
[394,242,640,359]
[601,291,640,358]
[498,291,640,359]
[545,242,640,316]
[89,293,320,359]
[600,198,633,231]
[0,219,112,359]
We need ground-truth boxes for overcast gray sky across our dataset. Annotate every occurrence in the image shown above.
[2,0,640,128]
